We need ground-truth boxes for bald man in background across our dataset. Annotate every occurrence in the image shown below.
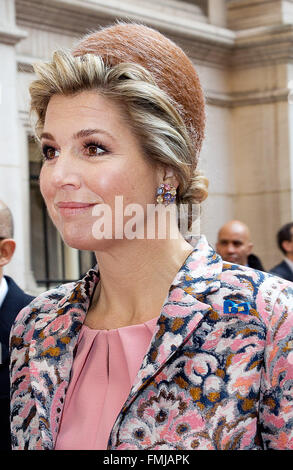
[0,201,34,450]
[216,220,265,271]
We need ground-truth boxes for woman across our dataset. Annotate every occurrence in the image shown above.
[10,23,293,450]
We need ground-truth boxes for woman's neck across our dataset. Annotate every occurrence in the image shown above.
[85,235,193,330]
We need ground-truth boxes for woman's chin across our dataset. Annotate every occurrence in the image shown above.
[61,234,118,252]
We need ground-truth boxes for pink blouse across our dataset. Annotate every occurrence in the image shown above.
[55,317,158,450]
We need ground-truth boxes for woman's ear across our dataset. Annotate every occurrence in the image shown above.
[158,166,179,188]
[0,239,16,268]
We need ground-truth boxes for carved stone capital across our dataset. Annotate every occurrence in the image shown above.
[232,24,293,68]
[14,0,293,71]
[0,26,27,46]
[206,87,290,107]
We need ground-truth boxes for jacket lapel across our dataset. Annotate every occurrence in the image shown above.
[28,235,221,448]
[124,235,222,407]
[29,268,100,449]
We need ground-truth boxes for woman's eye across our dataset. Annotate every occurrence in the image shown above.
[42,145,59,160]
[84,143,107,157]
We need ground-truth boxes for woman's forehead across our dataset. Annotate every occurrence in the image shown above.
[44,91,123,128]
[46,91,117,113]
[43,91,137,145]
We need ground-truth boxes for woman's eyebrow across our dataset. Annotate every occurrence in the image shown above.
[40,132,55,140]
[40,129,114,141]
[73,128,113,139]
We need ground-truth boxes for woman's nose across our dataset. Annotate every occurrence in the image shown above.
[51,153,81,189]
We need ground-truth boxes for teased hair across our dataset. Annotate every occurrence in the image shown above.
[29,23,208,226]
[73,22,206,159]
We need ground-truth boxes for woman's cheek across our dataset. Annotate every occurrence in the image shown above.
[39,170,56,217]
[93,168,130,201]
[39,168,49,199]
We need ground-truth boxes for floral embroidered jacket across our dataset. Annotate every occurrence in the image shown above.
[10,236,293,450]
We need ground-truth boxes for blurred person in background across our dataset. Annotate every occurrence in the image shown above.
[0,200,34,450]
[216,220,265,271]
[270,222,293,281]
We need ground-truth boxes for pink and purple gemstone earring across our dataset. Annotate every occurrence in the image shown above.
[156,183,177,205]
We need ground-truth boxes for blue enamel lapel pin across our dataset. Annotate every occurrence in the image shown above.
[223,299,251,315]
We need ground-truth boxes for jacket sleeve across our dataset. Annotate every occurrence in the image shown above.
[260,284,293,449]
[9,282,76,450]
[9,303,42,450]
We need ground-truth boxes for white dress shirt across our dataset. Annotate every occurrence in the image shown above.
[0,276,8,309]
[284,257,293,273]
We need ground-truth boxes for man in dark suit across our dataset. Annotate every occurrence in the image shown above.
[216,220,265,271]
[270,222,293,282]
[0,201,34,450]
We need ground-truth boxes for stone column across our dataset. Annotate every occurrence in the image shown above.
[64,245,80,281]
[0,0,28,288]
[225,0,293,269]
[208,0,227,27]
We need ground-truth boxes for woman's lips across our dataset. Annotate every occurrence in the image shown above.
[55,201,97,216]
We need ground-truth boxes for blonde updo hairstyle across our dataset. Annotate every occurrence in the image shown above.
[29,23,208,227]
